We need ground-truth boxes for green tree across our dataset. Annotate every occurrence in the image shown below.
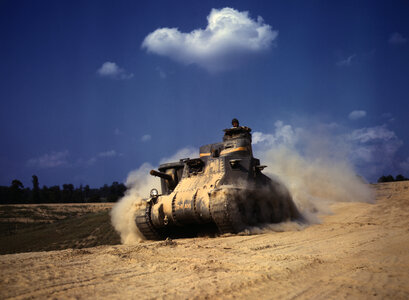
[32,175,40,203]
[10,179,24,203]
[77,184,84,202]
[62,184,74,202]
[84,185,90,202]
[377,175,402,183]
[377,176,387,183]
[385,175,395,182]
[11,179,23,189]
[395,174,408,181]
[107,181,126,202]
[41,185,50,203]
[48,186,61,203]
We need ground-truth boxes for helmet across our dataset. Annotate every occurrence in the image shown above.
[232,118,239,126]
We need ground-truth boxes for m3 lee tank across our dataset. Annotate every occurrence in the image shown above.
[135,124,301,240]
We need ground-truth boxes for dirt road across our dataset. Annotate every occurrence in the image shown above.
[1,182,408,299]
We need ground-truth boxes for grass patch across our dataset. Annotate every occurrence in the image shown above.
[0,210,120,254]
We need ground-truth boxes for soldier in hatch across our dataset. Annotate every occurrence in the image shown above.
[223,118,252,141]
[232,118,239,128]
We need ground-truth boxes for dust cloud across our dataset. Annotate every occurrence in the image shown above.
[243,144,374,235]
[254,121,374,227]
[110,163,160,244]
[264,146,373,222]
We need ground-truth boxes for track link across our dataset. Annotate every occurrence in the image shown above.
[135,201,162,240]
[210,196,239,234]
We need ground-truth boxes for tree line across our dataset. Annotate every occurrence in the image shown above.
[0,175,127,204]
[377,174,409,183]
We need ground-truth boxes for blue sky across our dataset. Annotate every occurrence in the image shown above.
[1,0,408,188]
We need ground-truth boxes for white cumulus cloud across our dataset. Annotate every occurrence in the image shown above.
[142,7,278,72]
[252,131,275,145]
[97,62,134,79]
[141,134,152,142]
[86,150,119,166]
[27,150,70,168]
[348,110,367,120]
[253,121,298,148]
[388,32,407,45]
[98,150,117,158]
[349,125,398,143]
[336,54,356,67]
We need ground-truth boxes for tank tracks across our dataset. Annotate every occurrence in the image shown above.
[210,196,244,234]
[135,201,162,240]
[136,195,247,238]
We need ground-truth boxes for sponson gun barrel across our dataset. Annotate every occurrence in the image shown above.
[150,169,173,181]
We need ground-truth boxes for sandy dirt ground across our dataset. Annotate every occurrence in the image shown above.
[1,182,409,299]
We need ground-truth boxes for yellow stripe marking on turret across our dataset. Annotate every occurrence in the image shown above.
[220,147,247,155]
[200,147,248,157]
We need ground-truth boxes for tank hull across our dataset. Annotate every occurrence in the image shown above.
[136,181,300,240]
